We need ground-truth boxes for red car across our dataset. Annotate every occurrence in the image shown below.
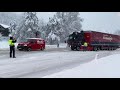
[17,38,45,51]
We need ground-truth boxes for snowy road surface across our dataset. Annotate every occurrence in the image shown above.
[43,53,120,78]
[0,43,118,78]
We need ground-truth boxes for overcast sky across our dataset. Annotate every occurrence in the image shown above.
[80,12,120,33]
[14,12,120,33]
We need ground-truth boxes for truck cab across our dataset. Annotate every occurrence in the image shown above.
[17,38,45,51]
[67,31,85,50]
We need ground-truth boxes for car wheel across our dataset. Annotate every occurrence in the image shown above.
[18,49,23,51]
[41,47,44,51]
[27,47,31,51]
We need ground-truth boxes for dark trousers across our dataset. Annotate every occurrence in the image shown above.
[10,46,15,58]
[83,46,87,51]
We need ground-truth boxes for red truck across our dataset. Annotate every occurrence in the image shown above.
[67,31,120,51]
[17,38,45,51]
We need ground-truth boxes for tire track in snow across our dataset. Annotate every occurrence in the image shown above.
[0,47,118,78]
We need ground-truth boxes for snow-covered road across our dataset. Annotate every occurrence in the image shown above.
[0,48,113,78]
[0,42,118,78]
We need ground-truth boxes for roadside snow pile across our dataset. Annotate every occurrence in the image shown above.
[0,41,9,49]
[0,41,18,50]
[46,43,67,49]
[43,54,120,78]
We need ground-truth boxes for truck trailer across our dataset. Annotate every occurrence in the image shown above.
[67,31,120,51]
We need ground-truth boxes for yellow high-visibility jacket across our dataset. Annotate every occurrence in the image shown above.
[8,40,14,46]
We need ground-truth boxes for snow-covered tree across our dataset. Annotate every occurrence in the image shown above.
[9,21,17,36]
[14,12,40,42]
[46,31,60,45]
[37,19,47,40]
[44,12,83,44]
[43,15,60,44]
[0,12,23,27]
[56,12,83,34]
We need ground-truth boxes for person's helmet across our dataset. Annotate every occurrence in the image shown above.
[9,34,14,39]
[9,34,12,37]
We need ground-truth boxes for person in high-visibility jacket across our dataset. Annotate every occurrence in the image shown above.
[83,42,88,51]
[8,36,16,58]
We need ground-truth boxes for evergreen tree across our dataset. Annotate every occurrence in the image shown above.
[45,12,83,43]
[14,12,40,42]
[0,12,23,26]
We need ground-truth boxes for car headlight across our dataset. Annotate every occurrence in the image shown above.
[24,44,27,46]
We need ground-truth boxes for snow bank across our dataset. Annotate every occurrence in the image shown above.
[46,43,67,49]
[43,54,120,78]
[0,41,18,50]
[0,41,9,49]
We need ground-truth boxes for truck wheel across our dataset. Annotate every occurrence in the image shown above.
[27,47,31,51]
[97,47,100,51]
[108,47,111,51]
[71,46,74,50]
[94,47,98,51]
[111,47,113,50]
[76,47,80,51]
[41,47,44,51]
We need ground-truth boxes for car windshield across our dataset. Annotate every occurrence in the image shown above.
[21,39,36,43]
[27,39,36,43]
[21,39,28,42]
